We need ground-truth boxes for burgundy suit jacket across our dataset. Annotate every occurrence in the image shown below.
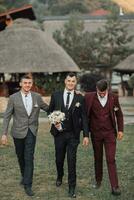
[85,92,124,135]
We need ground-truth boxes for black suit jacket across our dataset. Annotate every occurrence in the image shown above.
[48,91,89,140]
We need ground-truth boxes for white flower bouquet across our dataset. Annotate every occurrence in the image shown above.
[48,111,65,131]
[48,111,65,124]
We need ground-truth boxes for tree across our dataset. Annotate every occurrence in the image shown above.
[97,13,134,78]
[53,13,84,66]
[128,74,134,96]
[53,12,134,79]
[4,0,29,9]
[0,0,6,13]
[79,73,104,92]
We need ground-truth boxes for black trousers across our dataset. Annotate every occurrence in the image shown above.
[54,131,79,187]
[13,129,36,187]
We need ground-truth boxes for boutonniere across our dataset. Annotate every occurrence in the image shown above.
[75,102,81,108]
[114,106,119,112]
[34,103,39,108]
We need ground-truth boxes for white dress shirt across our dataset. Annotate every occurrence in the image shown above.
[21,92,33,116]
[63,89,74,109]
[97,92,108,107]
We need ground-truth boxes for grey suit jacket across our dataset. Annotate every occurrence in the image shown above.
[2,91,48,138]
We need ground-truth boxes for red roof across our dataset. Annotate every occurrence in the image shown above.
[0,4,35,17]
[0,4,36,31]
[90,9,111,16]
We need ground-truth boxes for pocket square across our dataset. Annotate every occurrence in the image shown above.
[34,104,39,108]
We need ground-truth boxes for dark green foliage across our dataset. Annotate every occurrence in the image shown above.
[79,73,104,92]
[96,13,134,78]
[0,5,6,12]
[0,0,119,16]
[128,74,134,89]
[53,14,85,67]
[99,0,118,12]
[34,73,66,95]
[4,0,29,9]
[51,2,88,15]
[53,13,134,78]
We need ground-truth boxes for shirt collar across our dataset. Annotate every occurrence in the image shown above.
[21,91,31,97]
[97,92,108,100]
[64,88,74,96]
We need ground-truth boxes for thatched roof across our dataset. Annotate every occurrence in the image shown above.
[114,54,134,74]
[0,18,80,73]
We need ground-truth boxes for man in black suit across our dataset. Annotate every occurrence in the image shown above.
[49,73,89,198]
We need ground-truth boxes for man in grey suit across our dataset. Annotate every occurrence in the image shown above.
[1,75,48,196]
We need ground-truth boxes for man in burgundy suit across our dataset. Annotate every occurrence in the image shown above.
[85,79,124,196]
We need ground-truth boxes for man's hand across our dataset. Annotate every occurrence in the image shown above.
[82,137,89,146]
[75,90,84,96]
[1,135,8,145]
[117,131,123,140]
[55,122,62,131]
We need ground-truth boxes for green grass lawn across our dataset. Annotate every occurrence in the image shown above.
[0,122,134,200]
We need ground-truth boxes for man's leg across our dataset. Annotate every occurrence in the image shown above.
[23,129,36,187]
[92,137,103,185]
[13,137,25,180]
[67,138,79,189]
[54,134,66,182]
[104,133,119,189]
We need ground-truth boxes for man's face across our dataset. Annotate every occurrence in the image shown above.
[20,78,33,93]
[65,75,77,91]
[97,89,107,98]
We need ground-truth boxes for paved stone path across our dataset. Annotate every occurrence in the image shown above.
[119,97,134,125]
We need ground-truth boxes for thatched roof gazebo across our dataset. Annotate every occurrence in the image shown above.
[114,54,134,96]
[0,18,80,73]
[114,54,134,75]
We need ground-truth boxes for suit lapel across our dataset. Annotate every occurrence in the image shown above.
[87,92,96,115]
[108,92,114,110]
[70,92,79,112]
[18,91,28,116]
[58,91,64,111]
[108,92,115,121]
[30,92,35,115]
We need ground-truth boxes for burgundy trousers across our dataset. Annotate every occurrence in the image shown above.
[91,130,119,188]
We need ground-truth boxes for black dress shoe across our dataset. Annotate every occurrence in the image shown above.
[24,186,34,196]
[112,187,121,196]
[92,182,101,189]
[68,187,76,198]
[56,178,62,187]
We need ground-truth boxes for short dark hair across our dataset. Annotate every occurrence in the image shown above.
[66,72,77,78]
[20,74,33,82]
[96,79,108,91]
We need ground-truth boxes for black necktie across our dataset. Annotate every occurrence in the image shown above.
[66,92,71,109]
